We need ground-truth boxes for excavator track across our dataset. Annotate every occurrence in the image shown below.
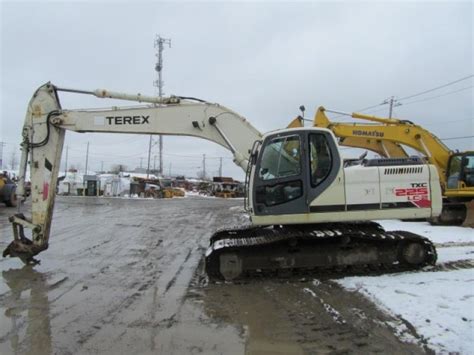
[205,222,437,281]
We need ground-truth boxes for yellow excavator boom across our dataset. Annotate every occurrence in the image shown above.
[287,115,409,158]
[313,107,453,189]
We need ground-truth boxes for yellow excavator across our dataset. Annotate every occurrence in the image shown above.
[289,108,474,226]
[0,171,18,207]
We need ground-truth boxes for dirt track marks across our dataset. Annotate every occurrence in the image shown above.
[199,277,432,354]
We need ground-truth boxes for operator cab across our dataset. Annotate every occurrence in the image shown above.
[446,152,474,190]
[250,128,341,216]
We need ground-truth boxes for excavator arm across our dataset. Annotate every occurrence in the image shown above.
[5,83,261,263]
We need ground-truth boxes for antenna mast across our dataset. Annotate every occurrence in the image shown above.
[153,35,172,176]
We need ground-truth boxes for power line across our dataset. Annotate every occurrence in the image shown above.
[342,87,472,118]
[440,135,474,141]
[424,118,473,127]
[162,152,232,159]
[332,102,385,120]
[67,147,145,159]
[83,135,147,147]
[374,78,473,117]
[355,102,385,112]
[398,85,473,106]
[398,74,474,101]
[335,74,473,120]
[356,106,391,116]
[67,146,233,161]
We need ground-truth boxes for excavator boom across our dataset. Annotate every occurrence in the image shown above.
[5,83,261,263]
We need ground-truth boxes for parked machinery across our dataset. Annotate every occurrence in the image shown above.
[212,177,240,198]
[0,171,17,207]
[5,83,442,280]
[289,107,474,227]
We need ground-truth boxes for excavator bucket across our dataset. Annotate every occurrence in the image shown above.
[462,200,474,228]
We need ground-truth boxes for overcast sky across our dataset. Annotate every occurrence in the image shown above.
[1,0,472,180]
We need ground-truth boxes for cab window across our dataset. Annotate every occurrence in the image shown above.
[447,156,462,189]
[462,155,474,187]
[309,134,332,186]
[259,135,301,181]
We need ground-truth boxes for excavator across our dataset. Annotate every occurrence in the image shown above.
[288,108,473,227]
[0,171,18,207]
[4,83,442,280]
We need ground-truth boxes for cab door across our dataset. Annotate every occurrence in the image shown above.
[253,131,308,216]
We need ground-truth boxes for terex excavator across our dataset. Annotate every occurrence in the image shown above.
[4,83,442,280]
[288,108,474,227]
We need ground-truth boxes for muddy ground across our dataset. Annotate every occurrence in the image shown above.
[0,197,433,354]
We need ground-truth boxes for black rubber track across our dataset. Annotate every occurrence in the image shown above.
[205,222,437,281]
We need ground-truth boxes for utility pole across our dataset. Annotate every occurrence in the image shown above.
[101,161,104,172]
[219,157,223,177]
[83,142,89,196]
[154,35,172,176]
[9,151,17,170]
[202,154,206,180]
[383,96,401,118]
[85,142,90,175]
[64,145,69,174]
[169,162,172,177]
[0,141,5,169]
[146,136,152,178]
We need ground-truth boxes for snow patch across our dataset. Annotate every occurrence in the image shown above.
[338,269,474,354]
[375,220,473,244]
[336,220,473,353]
[436,245,474,263]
